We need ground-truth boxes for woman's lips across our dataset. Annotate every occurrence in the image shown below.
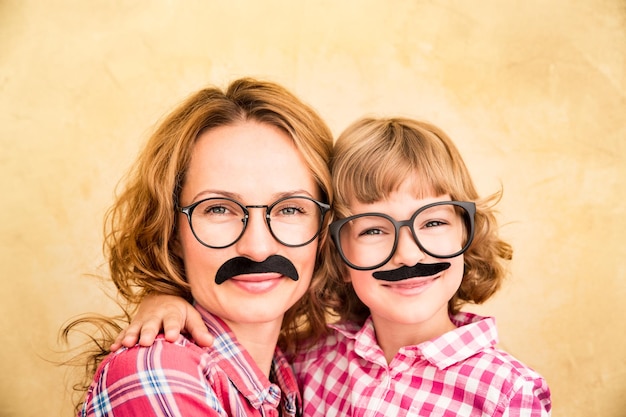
[229,273,284,294]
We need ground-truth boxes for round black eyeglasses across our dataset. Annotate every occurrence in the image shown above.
[179,196,330,249]
[329,201,476,270]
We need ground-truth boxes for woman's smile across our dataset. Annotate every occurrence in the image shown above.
[229,273,285,294]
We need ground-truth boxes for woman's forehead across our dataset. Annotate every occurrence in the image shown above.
[181,121,319,203]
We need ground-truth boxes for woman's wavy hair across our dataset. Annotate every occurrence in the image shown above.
[62,77,334,404]
[320,117,513,325]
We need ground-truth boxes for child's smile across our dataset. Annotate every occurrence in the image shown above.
[380,272,443,296]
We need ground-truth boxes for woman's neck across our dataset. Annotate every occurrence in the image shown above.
[226,319,282,377]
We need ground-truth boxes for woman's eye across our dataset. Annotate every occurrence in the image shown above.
[204,205,228,215]
[278,206,305,216]
[281,207,299,215]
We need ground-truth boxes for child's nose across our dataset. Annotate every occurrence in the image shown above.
[391,226,426,267]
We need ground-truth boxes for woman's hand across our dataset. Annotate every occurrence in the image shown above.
[110,294,213,351]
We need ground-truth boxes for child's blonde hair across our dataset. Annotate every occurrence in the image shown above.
[322,117,513,324]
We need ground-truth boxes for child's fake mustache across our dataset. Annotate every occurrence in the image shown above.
[215,255,299,284]
[372,262,451,282]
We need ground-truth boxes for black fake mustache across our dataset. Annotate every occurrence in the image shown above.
[215,255,299,285]
[372,262,451,282]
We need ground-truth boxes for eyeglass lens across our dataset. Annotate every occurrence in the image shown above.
[336,203,471,269]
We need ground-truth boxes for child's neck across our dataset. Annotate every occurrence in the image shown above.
[226,319,282,378]
[371,311,457,364]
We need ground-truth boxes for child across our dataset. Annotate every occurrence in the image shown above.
[113,117,552,416]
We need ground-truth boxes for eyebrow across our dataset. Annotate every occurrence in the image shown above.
[189,189,318,204]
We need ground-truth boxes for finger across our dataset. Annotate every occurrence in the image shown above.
[119,322,143,348]
[162,312,185,342]
[137,318,163,346]
[186,308,213,347]
[110,328,127,352]
[189,328,214,347]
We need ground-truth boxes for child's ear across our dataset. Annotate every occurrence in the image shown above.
[342,268,352,283]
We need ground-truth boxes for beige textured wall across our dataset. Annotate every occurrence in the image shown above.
[1,1,624,416]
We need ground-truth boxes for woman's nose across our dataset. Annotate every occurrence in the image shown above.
[234,209,279,261]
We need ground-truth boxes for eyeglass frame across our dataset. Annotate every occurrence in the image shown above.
[178,195,331,249]
[329,200,476,271]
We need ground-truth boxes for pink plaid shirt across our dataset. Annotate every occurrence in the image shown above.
[293,312,551,417]
[81,305,301,417]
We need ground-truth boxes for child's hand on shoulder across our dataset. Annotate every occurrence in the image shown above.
[110,294,213,351]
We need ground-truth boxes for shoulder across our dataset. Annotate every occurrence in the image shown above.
[297,324,358,360]
[461,345,551,414]
[448,313,551,413]
[82,335,227,415]
[488,348,552,413]
[451,312,548,393]
[102,334,207,377]
[293,323,356,365]
[88,335,212,399]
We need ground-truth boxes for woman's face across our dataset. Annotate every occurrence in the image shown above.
[177,120,321,332]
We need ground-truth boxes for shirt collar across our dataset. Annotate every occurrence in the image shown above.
[419,312,499,369]
[194,303,301,411]
[330,311,499,370]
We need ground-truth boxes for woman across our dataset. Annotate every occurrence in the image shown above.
[63,77,334,416]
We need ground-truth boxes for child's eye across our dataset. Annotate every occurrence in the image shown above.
[359,228,384,236]
[424,220,447,228]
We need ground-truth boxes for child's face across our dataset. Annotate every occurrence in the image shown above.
[343,177,465,336]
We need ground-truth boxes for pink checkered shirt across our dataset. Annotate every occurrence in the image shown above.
[81,305,301,417]
[293,312,551,416]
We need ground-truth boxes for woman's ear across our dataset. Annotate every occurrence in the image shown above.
[171,231,183,258]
